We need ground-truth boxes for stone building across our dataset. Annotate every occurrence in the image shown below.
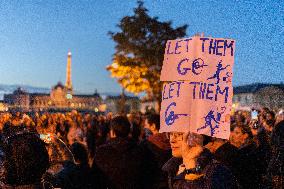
[4,52,102,112]
[104,94,140,114]
[233,83,284,111]
[3,88,30,111]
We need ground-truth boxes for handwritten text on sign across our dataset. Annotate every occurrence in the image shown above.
[160,36,235,139]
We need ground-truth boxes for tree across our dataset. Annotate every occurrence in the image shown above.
[107,1,187,110]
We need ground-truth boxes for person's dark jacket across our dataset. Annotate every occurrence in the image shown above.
[265,120,284,188]
[213,142,239,177]
[162,157,183,189]
[162,149,238,189]
[254,128,271,177]
[0,182,53,189]
[140,133,172,189]
[268,120,284,175]
[86,126,97,159]
[93,137,150,189]
[234,141,262,189]
[51,161,95,189]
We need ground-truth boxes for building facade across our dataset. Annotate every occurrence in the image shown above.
[4,52,103,112]
[104,95,140,114]
[233,83,284,111]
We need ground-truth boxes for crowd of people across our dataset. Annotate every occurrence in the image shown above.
[0,107,283,189]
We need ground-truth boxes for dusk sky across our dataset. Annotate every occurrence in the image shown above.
[0,0,283,95]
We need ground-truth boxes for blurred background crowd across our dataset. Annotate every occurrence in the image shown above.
[0,107,282,188]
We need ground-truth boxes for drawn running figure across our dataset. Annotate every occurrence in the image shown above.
[197,107,226,136]
[207,60,230,84]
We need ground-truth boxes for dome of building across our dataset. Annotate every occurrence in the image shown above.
[53,82,65,90]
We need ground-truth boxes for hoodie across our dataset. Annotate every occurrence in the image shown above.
[93,137,148,189]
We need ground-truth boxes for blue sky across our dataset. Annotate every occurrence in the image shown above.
[0,0,282,94]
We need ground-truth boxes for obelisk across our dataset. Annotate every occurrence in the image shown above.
[65,51,73,91]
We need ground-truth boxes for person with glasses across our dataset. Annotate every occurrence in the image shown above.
[162,131,238,189]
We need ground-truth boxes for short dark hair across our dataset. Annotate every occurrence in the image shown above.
[146,114,160,130]
[3,132,49,185]
[110,116,131,138]
[230,123,237,132]
[266,111,276,120]
[271,120,284,147]
[237,124,253,139]
[70,142,88,164]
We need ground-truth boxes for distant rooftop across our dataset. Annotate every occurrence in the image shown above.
[74,93,101,98]
[106,95,139,100]
[29,93,49,97]
[53,82,65,90]
[13,87,28,95]
[233,83,284,94]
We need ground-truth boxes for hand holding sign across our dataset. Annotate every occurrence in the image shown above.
[181,132,203,169]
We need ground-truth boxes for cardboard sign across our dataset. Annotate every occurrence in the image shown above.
[160,36,235,81]
[160,36,235,139]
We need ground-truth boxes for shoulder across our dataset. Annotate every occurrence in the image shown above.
[208,161,238,189]
[96,142,114,155]
[162,157,182,175]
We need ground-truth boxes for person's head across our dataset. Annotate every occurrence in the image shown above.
[271,120,284,147]
[145,114,160,134]
[1,130,49,186]
[249,119,260,136]
[129,122,141,141]
[261,107,270,114]
[235,113,246,125]
[230,124,253,148]
[168,132,203,158]
[127,113,135,123]
[70,142,88,165]
[109,116,130,138]
[276,110,284,124]
[266,111,275,121]
[264,111,276,128]
[260,111,275,133]
[204,137,226,153]
[230,123,237,132]
[15,112,21,118]
[167,132,183,157]
[258,113,266,125]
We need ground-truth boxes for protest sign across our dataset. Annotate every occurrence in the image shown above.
[160,36,235,139]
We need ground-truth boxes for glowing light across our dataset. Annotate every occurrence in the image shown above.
[99,104,107,112]
[112,62,118,69]
[66,93,73,99]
